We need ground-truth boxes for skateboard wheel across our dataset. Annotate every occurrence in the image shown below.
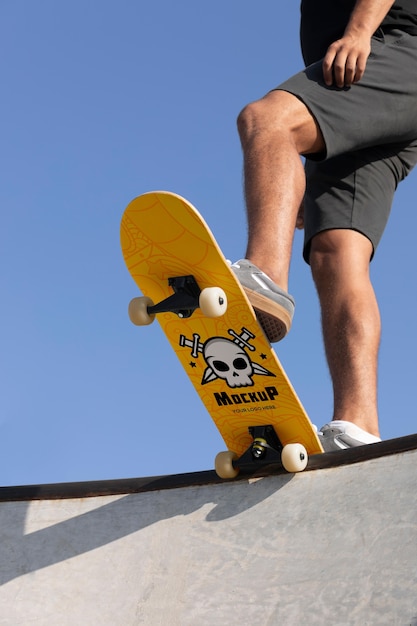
[128,296,155,326]
[281,443,308,473]
[215,450,239,479]
[199,287,227,318]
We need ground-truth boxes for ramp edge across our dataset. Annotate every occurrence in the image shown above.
[1,433,416,502]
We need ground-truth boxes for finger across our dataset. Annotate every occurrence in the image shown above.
[353,52,368,83]
[332,53,349,88]
[322,50,337,86]
[343,58,357,86]
[324,48,349,88]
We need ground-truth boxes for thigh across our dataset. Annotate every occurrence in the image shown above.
[275,30,417,160]
[302,141,417,263]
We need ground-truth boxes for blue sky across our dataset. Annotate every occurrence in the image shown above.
[1,1,416,486]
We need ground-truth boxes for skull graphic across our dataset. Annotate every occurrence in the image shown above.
[203,337,254,388]
[180,327,276,388]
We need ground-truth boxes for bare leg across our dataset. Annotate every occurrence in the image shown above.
[237,91,380,437]
[310,230,380,437]
[237,90,324,291]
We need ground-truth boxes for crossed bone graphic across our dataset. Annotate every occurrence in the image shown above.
[179,327,275,389]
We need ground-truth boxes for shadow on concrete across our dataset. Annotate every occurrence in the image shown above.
[0,472,292,585]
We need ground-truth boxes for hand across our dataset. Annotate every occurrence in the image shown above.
[322,33,371,88]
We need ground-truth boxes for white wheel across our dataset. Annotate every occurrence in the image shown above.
[281,443,308,473]
[199,287,227,318]
[128,296,155,326]
[215,450,239,479]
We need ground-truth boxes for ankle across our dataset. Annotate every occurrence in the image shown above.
[244,255,288,291]
[332,418,380,439]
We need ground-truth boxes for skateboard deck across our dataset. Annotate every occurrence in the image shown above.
[120,191,323,476]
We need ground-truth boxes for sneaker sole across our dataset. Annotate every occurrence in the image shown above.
[242,286,293,343]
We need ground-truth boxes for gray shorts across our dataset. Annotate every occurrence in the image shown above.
[275,30,417,262]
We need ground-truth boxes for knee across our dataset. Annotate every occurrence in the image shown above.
[309,230,373,291]
[309,232,339,279]
[237,96,288,145]
[309,240,335,298]
[237,100,267,144]
[309,233,357,307]
[237,91,322,154]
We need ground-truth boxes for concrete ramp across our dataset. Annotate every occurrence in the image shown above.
[1,437,417,625]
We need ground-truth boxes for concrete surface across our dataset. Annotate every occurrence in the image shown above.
[1,448,417,625]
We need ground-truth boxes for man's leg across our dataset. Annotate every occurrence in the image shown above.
[237,89,324,291]
[309,229,381,438]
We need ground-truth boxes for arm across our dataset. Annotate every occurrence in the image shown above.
[323,0,395,87]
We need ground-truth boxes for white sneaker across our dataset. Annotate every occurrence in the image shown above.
[319,420,381,452]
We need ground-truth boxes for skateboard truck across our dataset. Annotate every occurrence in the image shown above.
[128,274,227,325]
[238,425,283,467]
[147,275,201,319]
[215,425,309,477]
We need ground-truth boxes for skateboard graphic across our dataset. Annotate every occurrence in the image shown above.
[120,191,323,477]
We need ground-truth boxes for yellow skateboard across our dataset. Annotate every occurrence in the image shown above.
[120,191,323,477]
